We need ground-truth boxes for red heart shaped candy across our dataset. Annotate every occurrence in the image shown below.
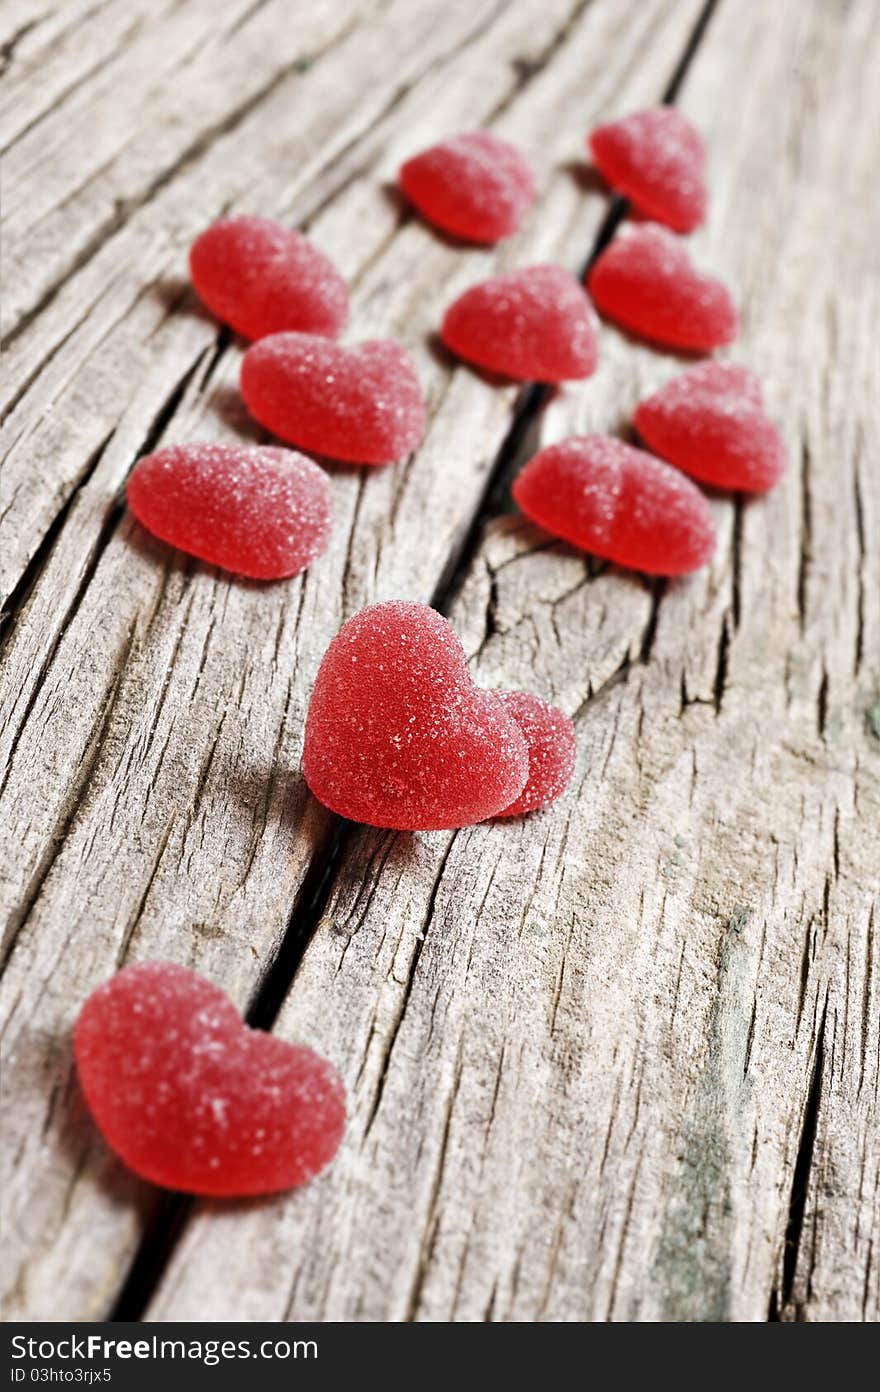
[303,601,529,830]
[513,435,716,575]
[441,265,599,383]
[127,444,332,580]
[74,961,346,1196]
[635,362,788,493]
[495,691,576,817]
[587,224,737,351]
[189,215,348,340]
[241,334,426,465]
[400,131,536,244]
[588,106,707,232]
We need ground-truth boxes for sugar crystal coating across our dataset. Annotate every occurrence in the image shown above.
[127,443,332,580]
[635,362,788,493]
[241,333,426,465]
[303,601,529,830]
[513,434,716,575]
[189,215,348,340]
[74,961,346,1196]
[651,361,763,406]
[495,691,576,817]
[589,105,707,232]
[441,265,599,383]
[588,224,738,351]
[400,130,536,244]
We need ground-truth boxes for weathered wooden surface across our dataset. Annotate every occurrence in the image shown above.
[1,0,877,1323]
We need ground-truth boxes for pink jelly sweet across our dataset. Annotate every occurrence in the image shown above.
[74,961,346,1196]
[441,265,599,383]
[241,333,426,465]
[495,691,576,817]
[399,131,536,243]
[303,601,528,830]
[513,435,716,575]
[588,105,707,232]
[634,362,788,493]
[587,224,737,351]
[189,215,348,340]
[127,443,332,580]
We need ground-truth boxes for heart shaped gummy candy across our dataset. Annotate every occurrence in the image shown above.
[74,961,346,1196]
[513,435,716,575]
[189,215,348,340]
[588,106,707,233]
[587,224,737,351]
[400,130,536,244]
[127,443,332,580]
[495,691,576,817]
[241,333,426,466]
[441,265,599,383]
[634,362,788,493]
[303,601,529,830]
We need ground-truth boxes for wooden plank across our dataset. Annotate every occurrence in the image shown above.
[0,0,527,591]
[0,0,713,1321]
[0,1,181,154]
[0,0,380,570]
[2,0,368,333]
[146,0,880,1322]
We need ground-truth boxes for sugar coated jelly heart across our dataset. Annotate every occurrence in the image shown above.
[587,224,738,351]
[513,435,716,575]
[495,691,576,817]
[74,961,346,1196]
[634,362,788,493]
[241,333,426,465]
[189,215,348,340]
[303,601,529,830]
[400,130,536,244]
[441,265,599,383]
[588,105,707,232]
[127,443,332,580]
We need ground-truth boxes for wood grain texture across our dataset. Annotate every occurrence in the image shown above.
[0,0,708,1321]
[1,0,877,1323]
[148,0,880,1323]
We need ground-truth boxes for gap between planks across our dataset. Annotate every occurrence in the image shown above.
[1,0,711,1323]
[105,0,722,1322]
[143,0,879,1322]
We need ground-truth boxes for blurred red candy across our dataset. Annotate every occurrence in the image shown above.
[513,435,716,575]
[589,105,707,232]
[400,131,536,243]
[127,443,332,580]
[241,333,425,465]
[588,224,737,351]
[635,362,788,493]
[441,265,599,383]
[189,215,348,340]
[75,961,346,1197]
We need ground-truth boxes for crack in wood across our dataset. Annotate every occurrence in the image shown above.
[2,352,203,646]
[0,616,137,971]
[852,428,866,677]
[771,1002,827,1320]
[401,1036,465,1321]
[2,8,153,157]
[1,430,115,647]
[713,614,731,714]
[108,1191,193,1323]
[0,18,40,78]
[3,3,374,352]
[796,440,813,634]
[10,0,811,1324]
[362,834,459,1139]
